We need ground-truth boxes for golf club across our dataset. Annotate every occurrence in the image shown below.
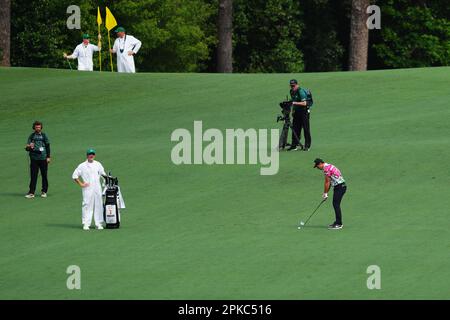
[298,199,327,229]
[66,59,73,70]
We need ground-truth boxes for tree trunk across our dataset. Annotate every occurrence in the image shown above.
[0,0,11,67]
[217,0,233,73]
[348,0,369,71]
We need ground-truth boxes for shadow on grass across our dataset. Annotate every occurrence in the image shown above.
[46,223,81,230]
[295,225,328,230]
[0,192,27,198]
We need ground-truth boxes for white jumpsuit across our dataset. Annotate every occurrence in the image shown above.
[72,160,106,226]
[68,43,100,71]
[113,35,142,73]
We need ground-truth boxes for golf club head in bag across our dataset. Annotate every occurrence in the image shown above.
[103,172,120,229]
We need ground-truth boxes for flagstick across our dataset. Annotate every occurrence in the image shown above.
[108,31,114,72]
[98,25,102,72]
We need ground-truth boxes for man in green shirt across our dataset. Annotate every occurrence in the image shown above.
[25,121,51,198]
[288,79,312,151]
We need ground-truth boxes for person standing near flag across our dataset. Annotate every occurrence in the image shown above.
[103,6,141,73]
[63,34,101,71]
[110,27,142,73]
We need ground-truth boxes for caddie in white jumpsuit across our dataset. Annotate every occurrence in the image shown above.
[72,148,106,230]
[110,27,142,73]
[64,33,101,71]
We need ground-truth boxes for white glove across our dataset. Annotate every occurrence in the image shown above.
[322,193,328,200]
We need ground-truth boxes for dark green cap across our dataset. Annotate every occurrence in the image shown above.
[82,33,90,39]
[289,79,298,85]
[86,148,96,155]
[115,27,126,33]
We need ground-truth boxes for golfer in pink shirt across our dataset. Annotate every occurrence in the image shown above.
[314,158,347,230]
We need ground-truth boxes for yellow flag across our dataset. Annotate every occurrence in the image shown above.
[97,7,102,25]
[105,7,117,31]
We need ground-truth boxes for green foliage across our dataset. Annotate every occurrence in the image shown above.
[11,0,216,72]
[104,0,216,72]
[374,0,450,68]
[8,0,450,72]
[233,0,304,73]
[11,0,92,68]
[300,0,348,72]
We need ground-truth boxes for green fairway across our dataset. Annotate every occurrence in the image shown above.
[0,66,449,299]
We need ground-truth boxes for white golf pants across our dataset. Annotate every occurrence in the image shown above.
[81,191,104,226]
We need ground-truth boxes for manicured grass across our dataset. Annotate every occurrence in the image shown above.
[0,66,449,299]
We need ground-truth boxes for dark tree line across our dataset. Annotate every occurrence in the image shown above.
[1,0,449,72]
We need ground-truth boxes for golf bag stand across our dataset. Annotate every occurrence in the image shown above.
[103,173,120,229]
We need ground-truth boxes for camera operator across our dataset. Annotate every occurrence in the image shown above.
[288,79,311,151]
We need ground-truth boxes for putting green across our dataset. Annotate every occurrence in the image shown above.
[0,67,449,299]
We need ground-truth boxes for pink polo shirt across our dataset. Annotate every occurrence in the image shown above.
[323,163,345,187]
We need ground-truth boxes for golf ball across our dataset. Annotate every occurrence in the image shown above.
[300,222,305,226]
[298,227,301,229]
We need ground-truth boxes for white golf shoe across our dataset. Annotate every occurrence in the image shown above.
[83,225,90,230]
[25,193,35,199]
[328,223,343,230]
[96,225,104,230]
[41,193,47,198]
